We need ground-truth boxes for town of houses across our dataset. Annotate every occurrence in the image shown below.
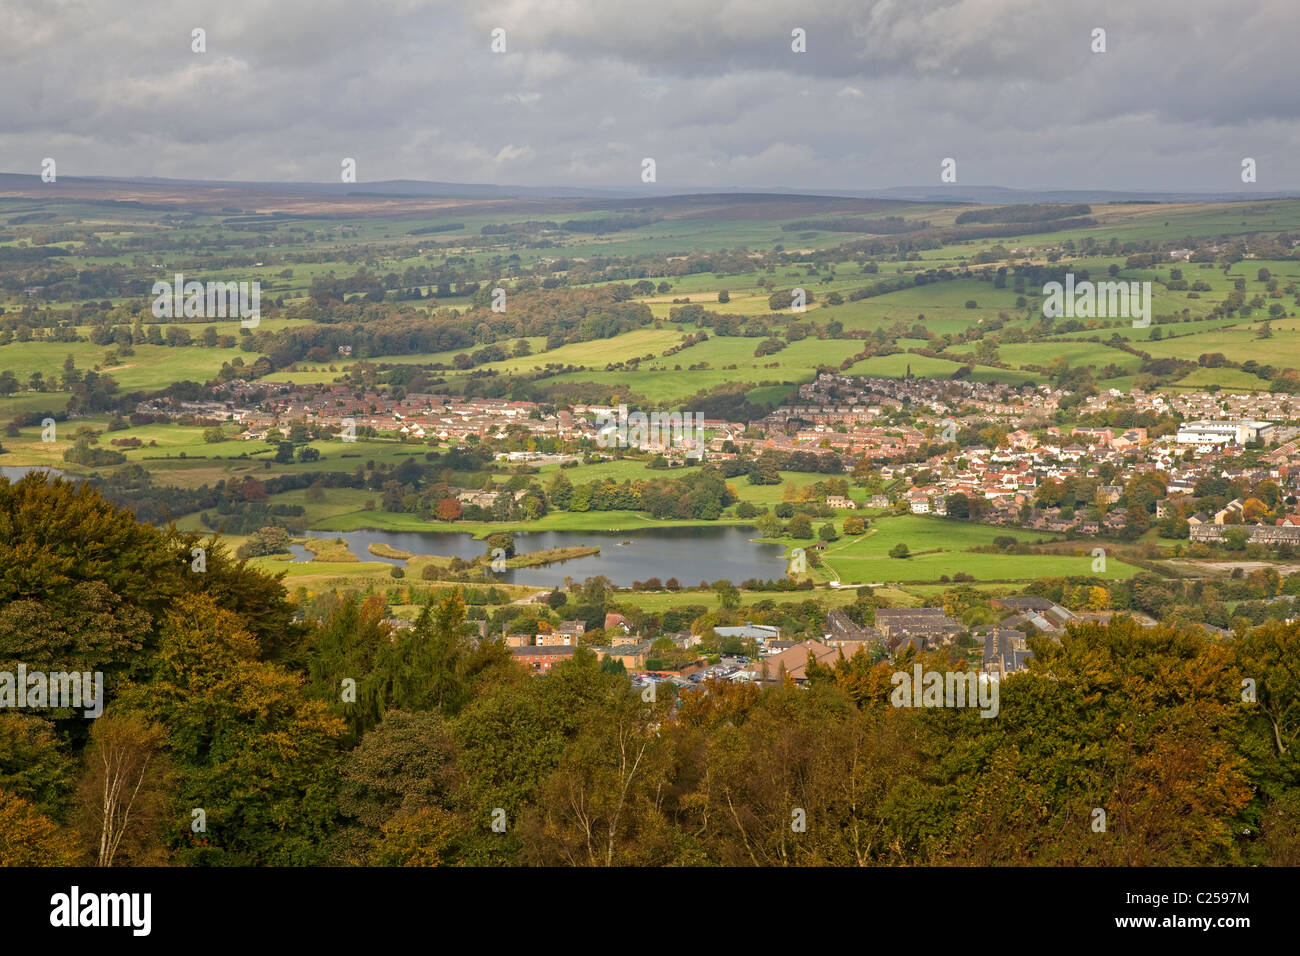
[503,595,1140,691]
[135,372,1300,544]
[506,603,1043,681]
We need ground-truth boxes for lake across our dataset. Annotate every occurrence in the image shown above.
[0,466,68,481]
[290,525,787,587]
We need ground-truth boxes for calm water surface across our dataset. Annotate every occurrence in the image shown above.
[291,525,786,587]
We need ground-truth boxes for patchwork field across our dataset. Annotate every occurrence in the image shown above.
[806,515,1141,585]
[2,189,1297,598]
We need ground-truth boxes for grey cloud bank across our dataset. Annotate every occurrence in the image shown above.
[1,0,1296,191]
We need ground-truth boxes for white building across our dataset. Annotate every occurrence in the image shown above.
[1175,420,1273,445]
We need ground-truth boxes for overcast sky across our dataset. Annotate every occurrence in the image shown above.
[1,0,1296,192]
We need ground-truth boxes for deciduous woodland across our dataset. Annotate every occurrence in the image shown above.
[1,476,1296,866]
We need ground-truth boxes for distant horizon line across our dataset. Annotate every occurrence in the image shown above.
[2,171,1297,204]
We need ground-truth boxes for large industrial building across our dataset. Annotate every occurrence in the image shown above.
[1175,420,1273,445]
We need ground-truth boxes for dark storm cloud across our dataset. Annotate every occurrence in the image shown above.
[0,0,1296,190]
